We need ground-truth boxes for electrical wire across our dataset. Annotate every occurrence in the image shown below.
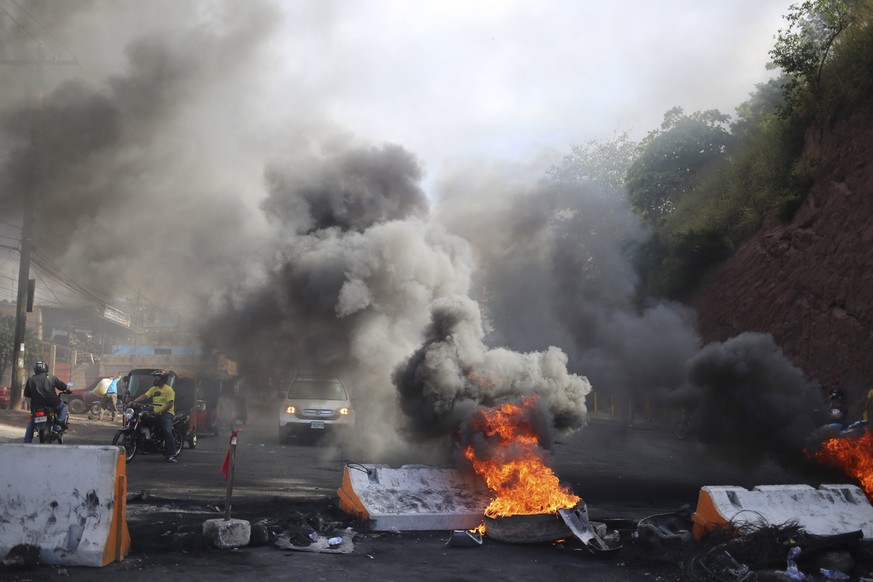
[31,248,114,307]
[0,2,38,44]
[33,267,66,309]
[8,0,76,60]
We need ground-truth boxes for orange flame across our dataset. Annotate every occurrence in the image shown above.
[464,395,581,518]
[814,431,873,500]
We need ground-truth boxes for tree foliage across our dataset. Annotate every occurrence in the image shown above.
[546,132,638,192]
[626,107,732,226]
[554,1,872,302]
[731,78,788,139]
[769,0,855,111]
[0,314,43,386]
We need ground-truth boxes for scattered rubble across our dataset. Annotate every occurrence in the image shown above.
[118,493,873,580]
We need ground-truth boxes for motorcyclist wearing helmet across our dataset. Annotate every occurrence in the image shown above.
[23,361,71,443]
[133,371,178,462]
[822,385,849,435]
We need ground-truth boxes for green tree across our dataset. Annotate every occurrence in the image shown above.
[731,77,788,140]
[0,315,43,393]
[769,0,855,110]
[546,131,638,191]
[626,107,732,226]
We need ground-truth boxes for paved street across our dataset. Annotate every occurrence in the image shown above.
[0,407,808,581]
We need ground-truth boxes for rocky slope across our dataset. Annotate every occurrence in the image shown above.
[686,106,873,408]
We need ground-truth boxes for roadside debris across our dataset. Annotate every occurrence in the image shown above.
[634,508,693,546]
[271,508,358,554]
[682,523,869,581]
[558,505,622,555]
[446,530,483,547]
[275,527,356,554]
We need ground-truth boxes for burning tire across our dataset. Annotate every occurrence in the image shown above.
[484,512,573,544]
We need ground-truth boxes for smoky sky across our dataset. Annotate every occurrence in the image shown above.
[0,1,822,469]
[432,161,823,469]
[261,143,429,234]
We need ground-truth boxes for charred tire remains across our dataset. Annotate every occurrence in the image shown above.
[483,512,573,544]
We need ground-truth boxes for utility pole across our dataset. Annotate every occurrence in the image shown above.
[10,180,34,409]
[3,44,76,410]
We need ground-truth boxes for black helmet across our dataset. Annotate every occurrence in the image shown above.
[33,361,48,374]
[828,387,845,401]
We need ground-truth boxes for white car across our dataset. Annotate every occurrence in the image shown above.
[278,376,354,443]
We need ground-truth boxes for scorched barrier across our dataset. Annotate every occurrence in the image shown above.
[692,484,873,541]
[0,444,131,566]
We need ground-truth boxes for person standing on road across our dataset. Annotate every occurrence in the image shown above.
[98,374,122,422]
[23,361,70,443]
[133,371,177,462]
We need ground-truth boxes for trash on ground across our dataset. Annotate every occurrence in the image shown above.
[275,527,356,554]
[446,530,483,548]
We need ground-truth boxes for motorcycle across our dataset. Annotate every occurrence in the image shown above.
[805,419,869,453]
[175,408,197,449]
[32,387,73,444]
[112,402,187,462]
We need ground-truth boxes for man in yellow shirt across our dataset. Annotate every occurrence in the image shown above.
[134,371,178,463]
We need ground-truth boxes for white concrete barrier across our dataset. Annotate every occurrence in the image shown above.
[692,484,873,540]
[0,444,131,566]
[338,463,491,531]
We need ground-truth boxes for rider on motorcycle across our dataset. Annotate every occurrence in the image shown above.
[821,387,849,435]
[23,361,70,444]
[132,370,178,463]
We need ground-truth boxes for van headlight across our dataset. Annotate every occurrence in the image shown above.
[338,406,351,416]
[284,405,297,414]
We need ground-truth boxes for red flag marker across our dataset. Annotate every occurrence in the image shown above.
[220,428,242,480]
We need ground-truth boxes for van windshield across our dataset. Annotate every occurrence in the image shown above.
[288,379,347,400]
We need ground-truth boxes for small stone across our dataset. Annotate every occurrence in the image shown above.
[202,518,251,549]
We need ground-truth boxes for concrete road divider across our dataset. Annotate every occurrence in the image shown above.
[338,463,491,531]
[692,484,873,541]
[0,444,130,567]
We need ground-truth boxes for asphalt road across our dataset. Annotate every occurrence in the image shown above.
[0,407,821,582]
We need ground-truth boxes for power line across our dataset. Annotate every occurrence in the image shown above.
[0,1,39,44]
[8,0,76,60]
[31,251,110,307]
[33,266,66,308]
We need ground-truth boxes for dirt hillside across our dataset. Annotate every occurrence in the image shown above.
[686,106,873,408]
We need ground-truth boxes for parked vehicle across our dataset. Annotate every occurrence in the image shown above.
[66,377,110,415]
[88,397,126,420]
[278,375,354,443]
[112,402,185,462]
[0,385,10,409]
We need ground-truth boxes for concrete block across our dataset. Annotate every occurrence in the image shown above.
[692,484,873,540]
[0,444,130,567]
[202,518,251,549]
[338,463,491,531]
